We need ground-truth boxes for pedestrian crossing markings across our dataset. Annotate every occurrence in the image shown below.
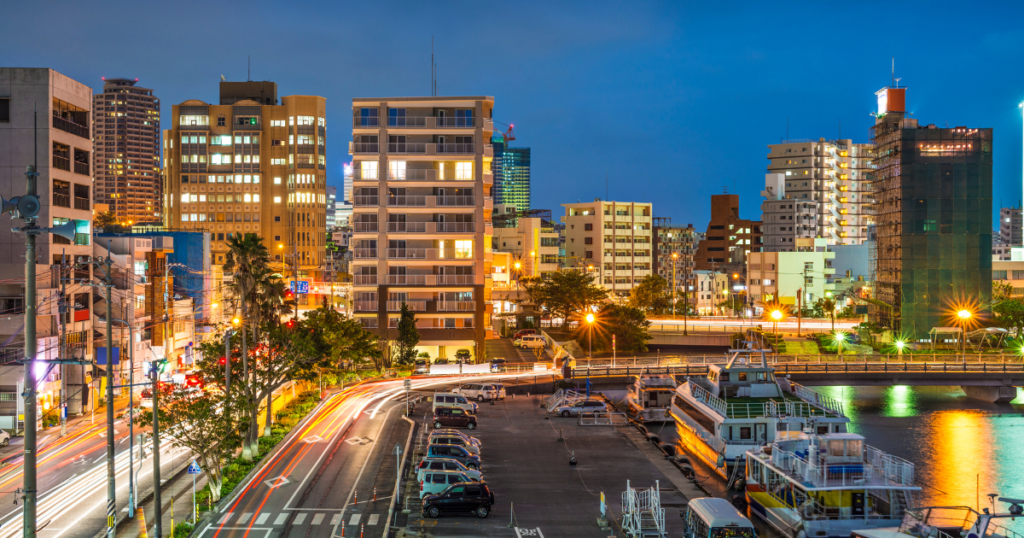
[214,511,382,526]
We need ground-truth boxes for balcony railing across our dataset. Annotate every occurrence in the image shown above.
[387,117,428,128]
[353,275,378,285]
[437,275,475,285]
[388,143,428,154]
[53,115,89,138]
[53,193,71,208]
[354,196,379,206]
[436,143,475,154]
[74,197,90,211]
[436,222,475,233]
[390,169,436,181]
[386,275,429,285]
[387,248,428,259]
[436,117,476,128]
[353,249,378,259]
[53,155,71,172]
[436,196,475,207]
[74,161,89,175]
[387,196,427,207]
[354,222,379,233]
[437,301,475,312]
[387,300,427,311]
[387,222,428,233]
[350,142,379,154]
[353,117,380,128]
[354,300,378,312]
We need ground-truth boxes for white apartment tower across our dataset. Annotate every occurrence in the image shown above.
[562,201,653,295]
[766,138,875,245]
[350,96,495,360]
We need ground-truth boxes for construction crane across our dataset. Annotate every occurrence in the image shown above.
[494,120,515,143]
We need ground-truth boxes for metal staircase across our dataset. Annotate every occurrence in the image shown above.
[545,389,584,413]
[621,480,666,538]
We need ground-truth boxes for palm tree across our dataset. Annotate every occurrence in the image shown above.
[817,296,837,332]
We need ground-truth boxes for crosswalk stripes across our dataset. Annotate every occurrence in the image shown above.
[212,511,385,527]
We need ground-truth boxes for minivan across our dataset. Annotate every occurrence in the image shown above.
[515,335,545,349]
[417,458,482,483]
[433,408,478,429]
[419,470,479,498]
[429,434,481,456]
[432,392,478,414]
[425,444,480,470]
[422,482,494,519]
[455,383,503,402]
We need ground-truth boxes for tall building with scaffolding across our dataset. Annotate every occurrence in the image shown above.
[870,85,992,338]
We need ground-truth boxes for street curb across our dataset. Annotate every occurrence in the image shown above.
[382,415,417,537]
[94,457,193,538]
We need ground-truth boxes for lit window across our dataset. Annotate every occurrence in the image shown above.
[243,194,252,202]
[253,194,260,202]
[189,194,198,202]
[180,193,188,203]
[455,162,473,180]
[199,195,206,202]
[274,196,281,203]
[389,160,406,180]
[361,161,379,180]
[274,177,282,185]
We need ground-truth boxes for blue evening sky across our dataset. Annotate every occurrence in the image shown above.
[3,1,1023,228]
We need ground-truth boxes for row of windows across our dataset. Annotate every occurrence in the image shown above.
[181,193,260,203]
[182,213,260,222]
[179,116,324,127]
[182,174,261,184]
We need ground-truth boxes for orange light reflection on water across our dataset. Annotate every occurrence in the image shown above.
[925,410,993,509]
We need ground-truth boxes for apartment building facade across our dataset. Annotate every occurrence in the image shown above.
[652,218,698,310]
[692,270,729,315]
[92,78,161,225]
[761,173,819,252]
[0,68,97,419]
[162,82,328,298]
[693,195,762,277]
[350,96,495,360]
[747,238,836,311]
[562,201,653,295]
[493,212,558,280]
[767,138,876,245]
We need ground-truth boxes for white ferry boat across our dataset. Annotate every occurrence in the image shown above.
[852,500,1024,538]
[670,345,850,479]
[745,431,920,538]
[625,374,677,423]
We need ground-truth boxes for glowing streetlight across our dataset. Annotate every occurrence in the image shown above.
[232,317,241,326]
[894,339,905,357]
[957,309,972,354]
[585,312,596,359]
[770,309,783,355]
[672,254,679,319]
[833,331,847,356]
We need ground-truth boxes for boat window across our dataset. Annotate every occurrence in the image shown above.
[711,527,755,538]
[755,372,766,381]
[817,425,829,435]
[847,439,862,456]
[738,372,747,381]
[720,372,729,382]
[829,439,845,457]
[740,427,752,439]
[708,372,717,382]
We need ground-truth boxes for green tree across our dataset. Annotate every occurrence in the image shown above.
[394,303,420,366]
[574,304,652,354]
[816,296,837,332]
[94,211,119,230]
[135,385,239,502]
[994,298,1024,338]
[994,281,1014,303]
[534,270,608,326]
[717,294,747,316]
[628,274,670,313]
[303,303,377,371]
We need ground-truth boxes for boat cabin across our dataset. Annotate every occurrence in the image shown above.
[705,347,782,399]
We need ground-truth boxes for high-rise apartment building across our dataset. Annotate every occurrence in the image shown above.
[999,206,1022,247]
[496,149,530,214]
[761,173,818,252]
[562,201,653,295]
[163,81,328,289]
[350,96,495,360]
[871,85,992,337]
[652,217,698,310]
[767,138,876,245]
[326,185,337,229]
[693,195,762,276]
[0,68,97,416]
[92,78,161,225]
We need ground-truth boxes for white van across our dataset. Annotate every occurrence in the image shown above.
[419,470,479,498]
[682,498,756,538]
[432,392,478,414]
[454,383,504,402]
[516,335,545,349]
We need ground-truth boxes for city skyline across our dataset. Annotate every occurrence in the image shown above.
[4,2,1024,229]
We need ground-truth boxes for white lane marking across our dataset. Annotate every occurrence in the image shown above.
[349,513,361,525]
[255,513,269,524]
[311,513,324,525]
[236,512,252,524]
[293,513,307,524]
[367,513,379,525]
[93,456,104,464]
[273,513,288,525]
[330,514,339,525]
[218,512,233,524]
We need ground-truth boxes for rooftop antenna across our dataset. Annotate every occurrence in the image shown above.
[220,74,226,82]
[891,57,894,87]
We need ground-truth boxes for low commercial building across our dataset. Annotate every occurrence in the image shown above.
[493,211,559,280]
[747,238,835,312]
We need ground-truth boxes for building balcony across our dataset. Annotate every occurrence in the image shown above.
[387,222,430,233]
[354,117,481,129]
[350,142,379,154]
[52,115,89,139]
[388,196,428,207]
[354,300,378,312]
[353,275,378,285]
[387,300,427,311]
[354,196,379,206]
[436,196,476,207]
[437,143,475,155]
[437,275,476,285]
[386,248,473,261]
[53,193,71,208]
[437,301,475,312]
[483,145,493,158]
[52,155,71,172]
[353,248,378,259]
[354,222,379,233]
[74,161,89,176]
[436,222,475,233]
[388,143,428,155]
[74,197,90,211]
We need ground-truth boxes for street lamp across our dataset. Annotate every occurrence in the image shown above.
[672,253,678,319]
[770,309,783,354]
[957,309,972,354]
[895,339,905,358]
[833,331,846,356]
[585,312,595,359]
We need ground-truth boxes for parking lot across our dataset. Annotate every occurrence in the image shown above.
[393,393,696,537]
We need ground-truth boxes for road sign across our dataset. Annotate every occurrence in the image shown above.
[289,280,310,294]
[403,379,411,389]
[187,460,201,474]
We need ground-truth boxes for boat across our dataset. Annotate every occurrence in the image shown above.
[669,343,851,480]
[625,374,678,423]
[850,499,1024,538]
[744,431,920,538]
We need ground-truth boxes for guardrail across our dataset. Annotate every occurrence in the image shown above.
[578,412,629,426]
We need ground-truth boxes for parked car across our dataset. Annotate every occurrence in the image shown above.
[493,384,507,400]
[416,457,482,483]
[514,335,545,349]
[454,349,472,363]
[489,359,506,372]
[424,444,480,470]
[0,429,10,447]
[414,360,430,374]
[429,429,481,449]
[554,399,608,417]
[432,392,478,414]
[454,383,501,402]
[513,329,537,340]
[428,433,481,455]
[419,470,479,498]
[434,358,450,365]
[422,482,494,519]
[433,408,478,429]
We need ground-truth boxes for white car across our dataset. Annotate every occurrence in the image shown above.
[514,335,546,349]
[554,400,608,417]
[454,383,503,402]
[429,429,481,450]
[0,429,9,447]
[416,457,483,483]
[428,433,481,456]
[419,470,479,498]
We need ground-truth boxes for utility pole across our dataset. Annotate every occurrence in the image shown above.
[19,118,41,538]
[100,252,116,538]
[110,318,136,517]
[59,252,68,438]
[671,253,677,319]
[151,357,164,538]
